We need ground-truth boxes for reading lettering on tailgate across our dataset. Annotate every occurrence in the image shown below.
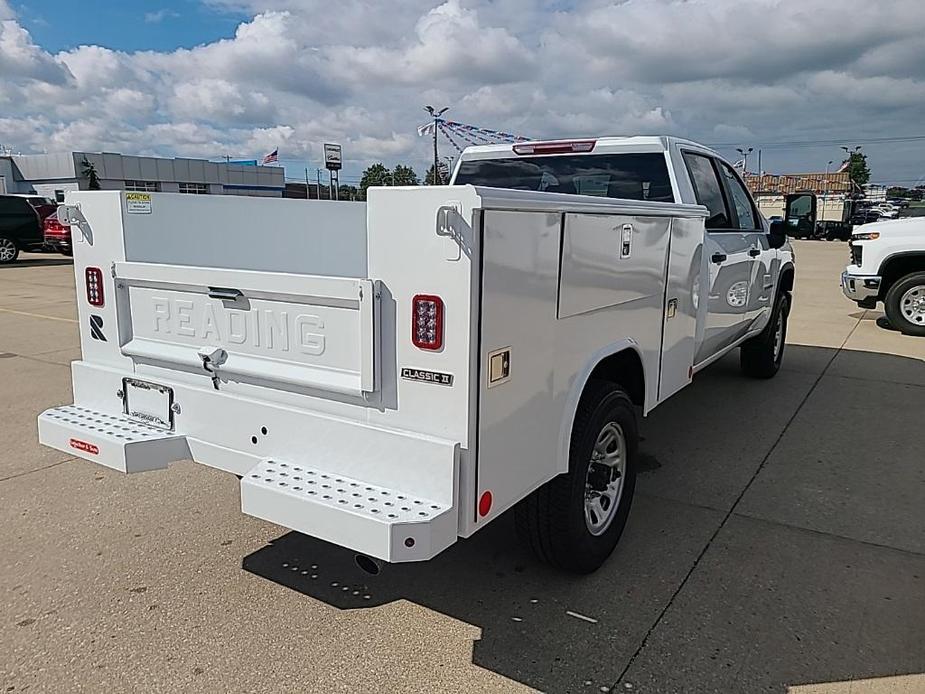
[150,295,326,355]
[127,286,362,372]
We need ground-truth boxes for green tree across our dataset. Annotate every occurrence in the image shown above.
[359,163,392,197]
[391,164,419,186]
[81,157,101,190]
[338,184,359,201]
[843,151,871,187]
[424,162,450,185]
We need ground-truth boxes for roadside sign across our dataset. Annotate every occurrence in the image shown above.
[324,143,342,171]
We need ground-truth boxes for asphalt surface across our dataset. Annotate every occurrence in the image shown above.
[1,242,923,693]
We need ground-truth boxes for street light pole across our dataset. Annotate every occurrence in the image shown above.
[736,146,754,174]
[841,145,863,195]
[424,105,449,184]
[823,159,833,220]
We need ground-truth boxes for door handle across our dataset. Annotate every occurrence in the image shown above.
[711,253,727,264]
[208,286,243,301]
[748,248,761,257]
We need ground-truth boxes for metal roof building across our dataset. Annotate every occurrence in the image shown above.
[0,151,284,201]
[743,171,854,196]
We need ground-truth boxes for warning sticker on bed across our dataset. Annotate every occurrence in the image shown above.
[126,192,152,214]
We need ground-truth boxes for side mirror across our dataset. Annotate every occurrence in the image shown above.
[768,219,787,249]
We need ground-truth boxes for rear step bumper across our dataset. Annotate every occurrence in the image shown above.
[241,460,456,562]
[38,403,459,563]
[38,405,190,473]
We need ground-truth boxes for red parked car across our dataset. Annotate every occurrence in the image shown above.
[43,211,72,256]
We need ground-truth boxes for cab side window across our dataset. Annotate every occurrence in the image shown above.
[719,163,758,230]
[683,153,731,228]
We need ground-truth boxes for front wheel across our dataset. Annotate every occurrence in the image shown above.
[884,272,925,337]
[0,237,19,264]
[515,380,638,574]
[740,291,790,378]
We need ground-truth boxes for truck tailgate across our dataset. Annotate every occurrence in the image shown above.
[114,262,378,396]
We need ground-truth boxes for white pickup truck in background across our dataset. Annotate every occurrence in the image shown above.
[842,217,925,336]
[39,136,794,574]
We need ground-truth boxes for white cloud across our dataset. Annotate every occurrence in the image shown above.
[1,0,924,182]
[0,18,72,84]
[144,8,180,23]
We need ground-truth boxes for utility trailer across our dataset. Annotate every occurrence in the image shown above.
[40,137,794,573]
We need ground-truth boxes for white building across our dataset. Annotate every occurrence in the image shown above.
[862,184,888,202]
[1,151,283,201]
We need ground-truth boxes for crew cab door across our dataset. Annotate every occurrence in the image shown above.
[682,152,752,364]
[717,162,775,328]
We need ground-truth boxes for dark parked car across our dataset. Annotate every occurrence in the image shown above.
[850,209,882,226]
[13,194,57,221]
[0,194,45,264]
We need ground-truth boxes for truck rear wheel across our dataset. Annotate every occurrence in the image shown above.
[884,272,925,337]
[740,291,790,378]
[515,380,638,574]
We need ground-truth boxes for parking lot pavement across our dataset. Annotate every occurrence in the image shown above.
[1,244,923,693]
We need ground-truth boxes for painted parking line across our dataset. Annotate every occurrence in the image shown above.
[0,306,78,324]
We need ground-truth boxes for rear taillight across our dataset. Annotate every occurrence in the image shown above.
[513,140,596,155]
[44,217,69,238]
[412,294,443,350]
[86,267,104,307]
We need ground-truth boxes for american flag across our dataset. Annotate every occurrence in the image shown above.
[262,148,278,165]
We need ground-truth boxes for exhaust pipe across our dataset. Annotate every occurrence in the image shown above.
[354,554,383,576]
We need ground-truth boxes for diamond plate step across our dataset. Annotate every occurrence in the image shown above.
[241,459,458,563]
[38,404,190,473]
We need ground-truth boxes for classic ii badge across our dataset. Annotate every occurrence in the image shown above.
[401,367,453,386]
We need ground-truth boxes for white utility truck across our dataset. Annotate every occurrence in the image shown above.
[842,216,925,336]
[39,137,794,573]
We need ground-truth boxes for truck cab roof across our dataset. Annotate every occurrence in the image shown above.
[455,136,720,162]
[451,136,725,206]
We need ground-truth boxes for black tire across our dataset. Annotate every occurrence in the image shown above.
[740,291,790,378]
[61,248,73,257]
[884,271,925,337]
[0,236,19,264]
[515,380,638,574]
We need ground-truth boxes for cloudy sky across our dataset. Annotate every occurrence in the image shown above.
[3,0,925,186]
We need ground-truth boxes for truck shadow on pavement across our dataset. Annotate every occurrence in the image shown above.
[243,345,925,694]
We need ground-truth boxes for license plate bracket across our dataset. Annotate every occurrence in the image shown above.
[122,378,174,430]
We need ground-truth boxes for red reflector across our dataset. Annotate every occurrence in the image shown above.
[412,294,444,350]
[69,438,99,455]
[85,267,104,307]
[478,490,493,517]
[513,140,596,156]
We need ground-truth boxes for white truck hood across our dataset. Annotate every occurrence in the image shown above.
[854,216,925,239]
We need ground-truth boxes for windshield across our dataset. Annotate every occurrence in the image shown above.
[453,153,675,202]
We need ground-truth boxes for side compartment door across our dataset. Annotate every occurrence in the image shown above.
[658,216,703,402]
[682,152,752,365]
[477,210,561,524]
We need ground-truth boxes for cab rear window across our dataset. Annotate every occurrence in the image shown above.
[454,153,674,202]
